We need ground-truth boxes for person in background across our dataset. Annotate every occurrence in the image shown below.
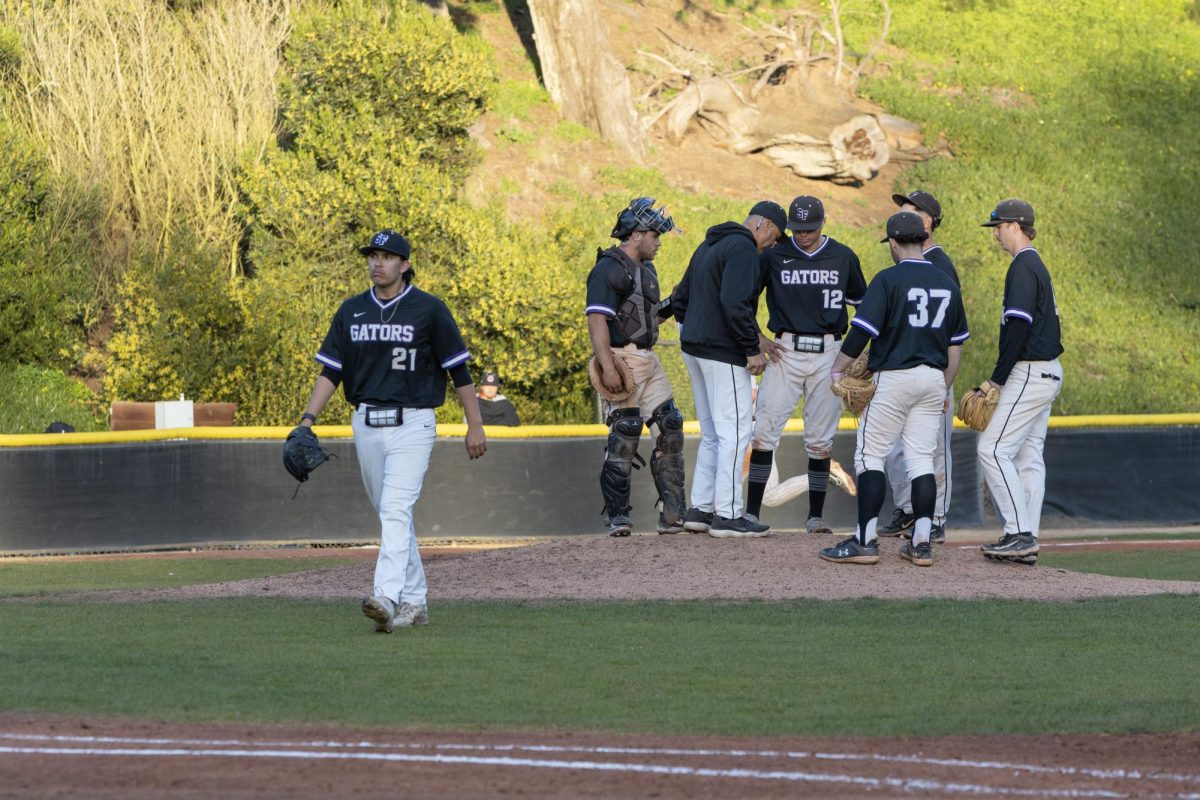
[476,370,521,427]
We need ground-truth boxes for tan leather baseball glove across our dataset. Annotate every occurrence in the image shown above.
[831,353,875,414]
[957,383,1001,431]
[588,354,635,403]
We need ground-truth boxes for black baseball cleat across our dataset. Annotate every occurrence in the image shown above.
[899,540,933,567]
[708,514,771,538]
[819,536,880,565]
[657,512,687,535]
[980,532,1039,559]
[683,507,715,533]
[878,509,915,537]
[984,552,1039,566]
[608,515,633,537]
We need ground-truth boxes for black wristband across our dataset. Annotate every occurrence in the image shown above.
[300,412,317,425]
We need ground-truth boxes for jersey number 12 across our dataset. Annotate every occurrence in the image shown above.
[822,289,844,309]
[392,347,418,371]
[907,288,950,328]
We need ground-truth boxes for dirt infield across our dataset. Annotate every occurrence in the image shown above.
[45,532,1200,605]
[2,714,1198,799]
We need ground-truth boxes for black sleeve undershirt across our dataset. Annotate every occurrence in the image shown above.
[991,318,1031,386]
[839,326,871,361]
[319,366,342,388]
[449,363,473,389]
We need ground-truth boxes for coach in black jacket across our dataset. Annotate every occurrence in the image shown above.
[672,201,786,538]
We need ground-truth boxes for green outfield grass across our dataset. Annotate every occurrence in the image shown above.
[0,557,360,597]
[1,595,1197,737]
[1038,548,1200,582]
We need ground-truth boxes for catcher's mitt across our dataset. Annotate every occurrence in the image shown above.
[831,353,875,414]
[283,425,330,483]
[588,354,635,403]
[957,383,1001,432]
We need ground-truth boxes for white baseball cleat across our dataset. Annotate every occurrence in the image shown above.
[393,602,430,628]
[829,460,858,497]
[361,595,396,634]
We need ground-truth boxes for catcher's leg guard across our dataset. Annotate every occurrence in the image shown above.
[649,399,686,526]
[600,407,643,519]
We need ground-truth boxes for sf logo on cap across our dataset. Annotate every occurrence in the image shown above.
[373,233,389,246]
[793,205,809,220]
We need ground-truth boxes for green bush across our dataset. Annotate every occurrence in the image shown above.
[280,0,492,182]
[103,235,245,405]
[0,364,105,434]
[0,118,93,372]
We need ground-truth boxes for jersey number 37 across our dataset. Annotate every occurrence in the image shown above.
[907,288,951,328]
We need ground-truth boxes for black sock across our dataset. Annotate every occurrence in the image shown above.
[808,457,831,518]
[911,473,935,521]
[857,470,886,544]
[745,449,773,517]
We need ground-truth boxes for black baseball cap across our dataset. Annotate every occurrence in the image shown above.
[880,211,929,243]
[480,370,500,387]
[358,229,411,258]
[749,200,788,241]
[892,190,942,229]
[981,199,1035,227]
[788,195,825,232]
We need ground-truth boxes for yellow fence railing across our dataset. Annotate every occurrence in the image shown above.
[1,413,1197,448]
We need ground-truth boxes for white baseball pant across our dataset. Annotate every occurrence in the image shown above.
[683,351,753,518]
[352,405,436,607]
[977,360,1062,537]
[886,386,954,521]
[752,334,842,458]
[855,366,945,478]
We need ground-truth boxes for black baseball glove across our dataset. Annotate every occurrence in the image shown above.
[282,425,330,483]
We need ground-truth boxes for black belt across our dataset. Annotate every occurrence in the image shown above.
[779,331,842,341]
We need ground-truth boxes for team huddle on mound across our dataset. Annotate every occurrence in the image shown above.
[286,192,1062,634]
[585,192,1063,569]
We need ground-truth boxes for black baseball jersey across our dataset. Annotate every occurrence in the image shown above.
[850,259,969,372]
[585,249,663,348]
[757,235,867,336]
[923,245,960,288]
[316,285,470,408]
[1000,247,1063,361]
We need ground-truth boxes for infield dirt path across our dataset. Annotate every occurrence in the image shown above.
[2,714,1198,799]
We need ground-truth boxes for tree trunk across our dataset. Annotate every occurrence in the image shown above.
[664,77,889,184]
[526,0,646,161]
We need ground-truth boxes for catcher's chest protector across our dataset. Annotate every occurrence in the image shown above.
[600,247,659,347]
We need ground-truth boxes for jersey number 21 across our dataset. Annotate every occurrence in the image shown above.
[907,288,950,328]
[392,347,418,370]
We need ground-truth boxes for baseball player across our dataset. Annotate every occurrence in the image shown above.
[297,229,487,632]
[820,212,968,566]
[878,190,959,543]
[672,200,786,538]
[745,195,867,534]
[976,199,1064,563]
[586,197,686,537]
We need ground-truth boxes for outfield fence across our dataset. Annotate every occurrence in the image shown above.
[1,416,1197,553]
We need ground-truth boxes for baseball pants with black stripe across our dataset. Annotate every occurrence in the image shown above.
[976,360,1062,537]
[683,351,753,518]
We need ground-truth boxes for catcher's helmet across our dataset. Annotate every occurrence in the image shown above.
[611,197,678,240]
